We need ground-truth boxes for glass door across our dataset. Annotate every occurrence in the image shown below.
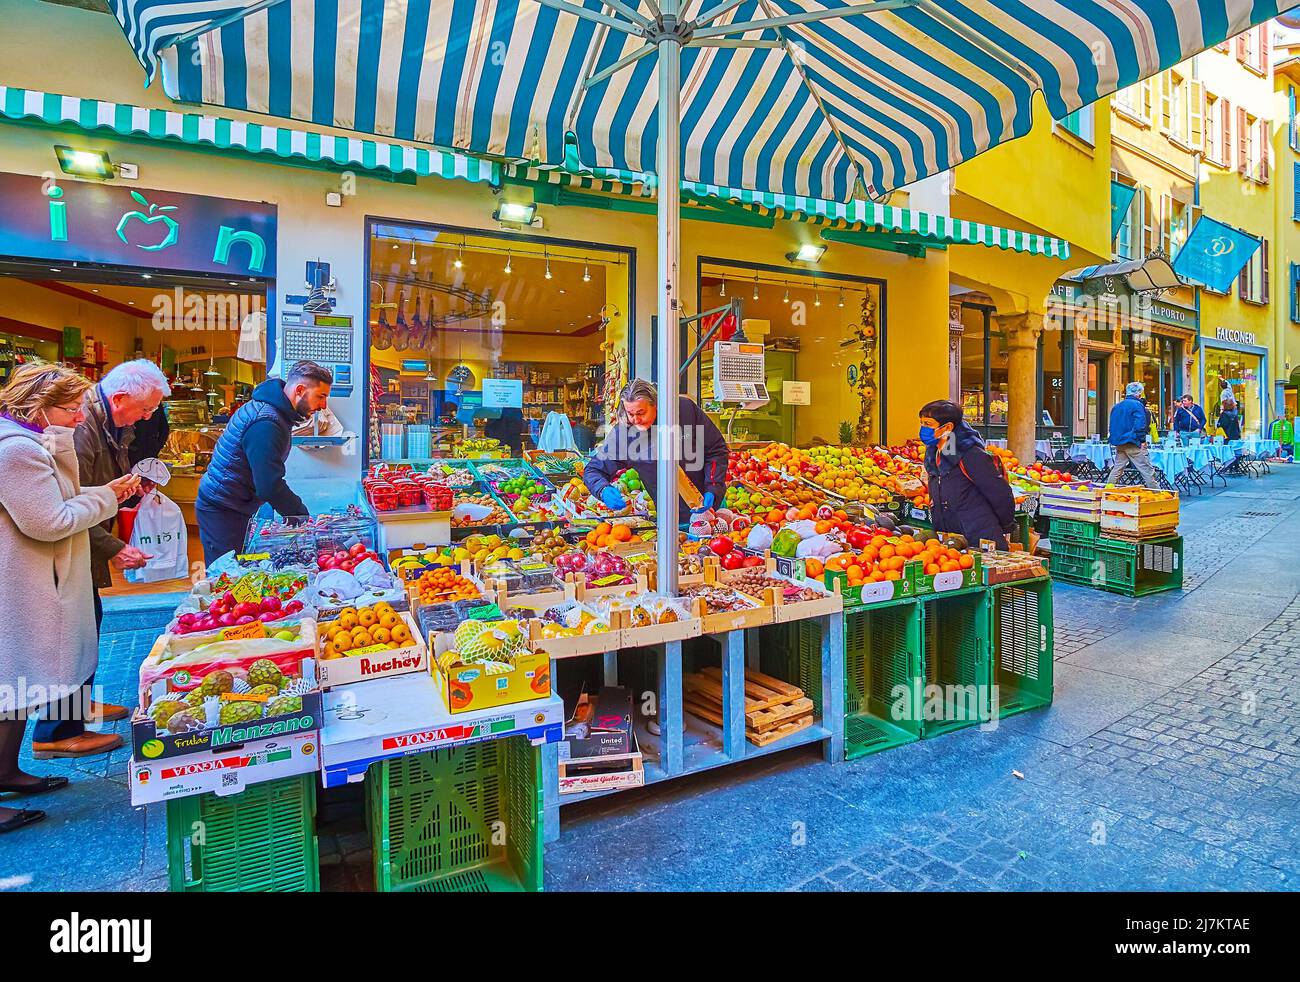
[1087,354,1109,438]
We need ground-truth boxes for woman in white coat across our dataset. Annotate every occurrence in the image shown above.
[0,365,138,834]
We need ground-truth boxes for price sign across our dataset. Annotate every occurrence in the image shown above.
[349,643,392,656]
[236,553,271,562]
[231,574,265,605]
[482,378,523,409]
[782,381,811,406]
[468,603,504,621]
[220,621,268,641]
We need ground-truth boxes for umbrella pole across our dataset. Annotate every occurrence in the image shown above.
[654,2,682,596]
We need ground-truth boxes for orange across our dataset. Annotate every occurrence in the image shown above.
[386,642,401,649]
[612,524,632,542]
[333,633,354,652]
[352,629,373,647]
[358,608,378,627]
[815,520,833,535]
[804,558,824,578]
[596,522,612,536]
[871,535,888,549]
[958,555,974,569]
[337,612,358,630]
[947,548,962,561]
[392,624,411,644]
[925,563,940,575]
[371,626,392,644]
[847,564,864,580]
[379,612,400,630]
[869,571,886,582]
[322,642,338,659]
[879,545,895,560]
[885,570,903,581]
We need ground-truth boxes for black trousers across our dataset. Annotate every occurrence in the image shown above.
[196,502,253,566]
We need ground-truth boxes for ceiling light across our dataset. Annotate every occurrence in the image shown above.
[454,239,465,269]
[544,253,552,280]
[493,200,537,224]
[838,287,845,308]
[783,285,790,304]
[142,273,152,280]
[53,145,114,180]
[409,242,418,267]
[752,276,759,300]
[424,369,438,382]
[719,280,727,297]
[49,268,61,273]
[787,243,826,263]
[814,287,821,307]
[229,281,238,286]
[583,259,591,283]
[504,251,512,274]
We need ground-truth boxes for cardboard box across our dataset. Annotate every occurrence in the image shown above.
[129,731,319,806]
[317,611,429,689]
[564,687,634,758]
[557,732,644,795]
[431,632,552,714]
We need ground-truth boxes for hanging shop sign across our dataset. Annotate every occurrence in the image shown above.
[0,173,276,277]
[1050,281,1193,331]
[1214,328,1258,346]
[482,377,524,409]
[1170,216,1261,293]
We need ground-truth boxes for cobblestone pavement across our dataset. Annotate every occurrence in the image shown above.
[1,466,1296,892]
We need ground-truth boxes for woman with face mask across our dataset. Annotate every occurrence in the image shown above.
[918,399,1017,550]
[0,364,139,834]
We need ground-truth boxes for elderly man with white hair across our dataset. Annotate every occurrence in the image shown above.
[28,359,171,760]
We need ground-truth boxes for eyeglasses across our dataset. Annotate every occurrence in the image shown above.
[48,403,85,416]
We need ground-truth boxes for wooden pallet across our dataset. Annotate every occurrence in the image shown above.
[682,666,814,745]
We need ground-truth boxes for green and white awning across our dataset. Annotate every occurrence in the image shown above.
[1,85,1068,259]
[0,85,498,183]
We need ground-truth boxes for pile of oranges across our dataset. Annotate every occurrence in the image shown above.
[321,603,411,658]
[415,567,482,606]
[823,535,974,587]
[583,522,643,549]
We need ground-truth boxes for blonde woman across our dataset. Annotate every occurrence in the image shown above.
[0,365,139,834]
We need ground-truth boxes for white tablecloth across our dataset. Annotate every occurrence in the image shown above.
[1236,439,1282,457]
[1070,442,1114,469]
[1149,447,1189,476]
[986,438,1052,457]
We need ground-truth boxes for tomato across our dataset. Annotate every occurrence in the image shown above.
[708,535,734,556]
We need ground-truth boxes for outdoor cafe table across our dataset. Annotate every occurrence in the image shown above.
[1148,447,1190,478]
[1070,442,1114,470]
[1232,439,1281,457]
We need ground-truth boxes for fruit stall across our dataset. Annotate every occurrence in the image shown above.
[132,440,1055,892]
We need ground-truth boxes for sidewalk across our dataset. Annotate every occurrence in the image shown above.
[1,466,1296,891]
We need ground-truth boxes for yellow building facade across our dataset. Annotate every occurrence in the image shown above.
[1273,41,1300,420]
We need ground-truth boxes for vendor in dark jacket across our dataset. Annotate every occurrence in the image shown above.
[1217,399,1243,441]
[583,378,728,523]
[195,361,332,564]
[919,399,1016,549]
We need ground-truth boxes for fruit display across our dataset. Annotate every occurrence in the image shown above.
[319,602,413,659]
[615,467,645,493]
[451,491,513,527]
[457,533,528,566]
[528,451,584,478]
[990,446,1067,485]
[444,619,530,669]
[533,601,613,638]
[140,655,315,736]
[316,542,382,573]
[582,520,646,549]
[554,549,635,587]
[558,477,651,519]
[173,590,305,635]
[438,466,478,488]
[414,567,483,606]
[823,533,974,588]
[679,584,760,614]
[525,528,573,565]
[723,568,823,603]
[210,569,307,602]
[1103,488,1177,503]
[456,437,505,457]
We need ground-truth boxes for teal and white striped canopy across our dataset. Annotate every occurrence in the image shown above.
[108,0,1298,200]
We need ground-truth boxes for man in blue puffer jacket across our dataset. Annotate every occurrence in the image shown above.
[1106,381,1160,488]
[195,361,332,563]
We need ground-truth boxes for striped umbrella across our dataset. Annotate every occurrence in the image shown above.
[105,0,1297,587]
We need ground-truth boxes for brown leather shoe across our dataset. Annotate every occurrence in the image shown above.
[86,701,130,724]
[31,733,124,760]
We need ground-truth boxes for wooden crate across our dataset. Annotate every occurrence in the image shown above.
[1100,488,1180,519]
[683,666,814,747]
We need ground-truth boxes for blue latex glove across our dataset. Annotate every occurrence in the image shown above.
[698,491,715,511]
[600,486,627,510]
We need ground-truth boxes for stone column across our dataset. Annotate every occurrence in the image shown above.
[995,312,1044,463]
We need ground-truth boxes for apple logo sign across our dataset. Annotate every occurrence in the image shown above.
[116,191,179,251]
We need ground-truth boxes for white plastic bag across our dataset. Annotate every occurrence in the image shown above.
[124,489,190,583]
[538,412,578,452]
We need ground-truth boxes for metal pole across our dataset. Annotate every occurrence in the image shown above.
[655,2,682,595]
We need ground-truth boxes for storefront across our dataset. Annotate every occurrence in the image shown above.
[0,169,276,522]
[363,219,633,464]
[693,260,885,446]
[1201,328,1269,438]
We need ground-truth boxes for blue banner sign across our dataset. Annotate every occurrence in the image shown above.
[1171,216,1260,293]
[0,172,276,277]
[1110,181,1137,241]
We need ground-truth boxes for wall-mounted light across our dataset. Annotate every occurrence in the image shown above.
[583,258,591,283]
[409,242,418,267]
[719,280,727,298]
[54,145,114,180]
[787,243,826,263]
[493,200,537,224]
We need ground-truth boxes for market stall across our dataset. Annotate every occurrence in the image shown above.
[132,438,1055,892]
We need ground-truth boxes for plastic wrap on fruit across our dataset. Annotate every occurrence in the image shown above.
[796,533,840,561]
[816,504,835,521]
[746,524,774,553]
[729,514,752,533]
[787,519,819,540]
[771,528,801,558]
[312,568,364,601]
[688,510,714,539]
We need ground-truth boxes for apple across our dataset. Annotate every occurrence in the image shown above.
[708,535,734,556]
[349,542,368,557]
[222,591,237,609]
[260,595,282,613]
[236,615,256,625]
[218,612,237,627]
[284,600,304,614]
[334,550,349,563]
[742,556,764,567]
[258,611,283,623]
[721,552,745,570]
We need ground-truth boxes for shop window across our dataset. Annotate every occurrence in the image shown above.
[1112,176,1141,260]
[1058,105,1094,144]
[365,222,631,463]
[960,305,989,426]
[1040,324,1066,428]
[1205,348,1262,438]
[988,325,1010,428]
[696,263,883,446]
[1205,92,1223,164]
[1291,262,1300,323]
[1113,79,1154,124]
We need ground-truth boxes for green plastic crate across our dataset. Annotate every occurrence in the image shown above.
[991,580,1054,718]
[1014,512,1032,549]
[166,775,319,893]
[920,590,993,738]
[1047,537,1099,585]
[1091,535,1183,596]
[838,602,924,759]
[368,736,543,893]
[1048,516,1099,542]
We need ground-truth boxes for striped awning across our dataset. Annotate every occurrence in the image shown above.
[1,85,1069,257]
[521,165,1071,256]
[106,0,1298,201]
[0,84,497,183]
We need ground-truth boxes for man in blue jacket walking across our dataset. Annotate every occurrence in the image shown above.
[1107,381,1160,488]
[195,360,332,563]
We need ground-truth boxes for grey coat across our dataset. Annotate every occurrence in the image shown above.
[0,418,118,713]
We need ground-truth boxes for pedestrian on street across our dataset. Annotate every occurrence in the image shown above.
[0,365,141,832]
[1217,399,1243,441]
[1170,394,1207,441]
[1106,381,1161,489]
[27,360,171,760]
[918,399,1017,549]
[195,361,332,565]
